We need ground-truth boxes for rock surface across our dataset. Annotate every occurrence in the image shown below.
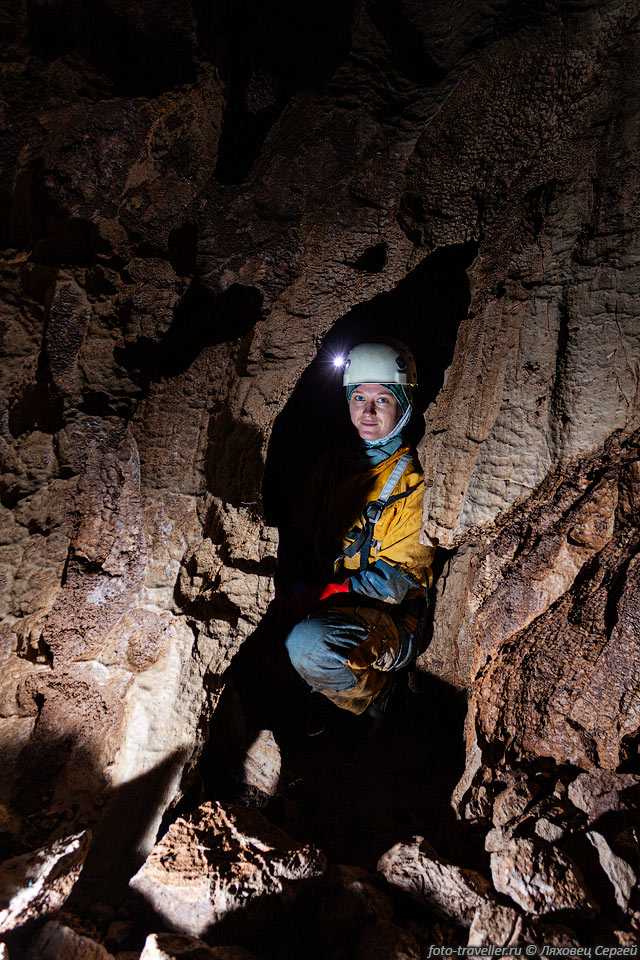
[130,801,326,937]
[241,730,281,798]
[0,830,90,934]
[467,903,522,947]
[488,833,596,917]
[24,920,115,959]
[587,831,637,912]
[377,836,494,927]
[568,772,640,821]
[139,934,257,960]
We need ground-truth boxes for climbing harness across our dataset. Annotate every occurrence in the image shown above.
[336,451,430,667]
[338,453,419,571]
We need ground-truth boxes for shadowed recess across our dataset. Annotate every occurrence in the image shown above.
[115,281,263,384]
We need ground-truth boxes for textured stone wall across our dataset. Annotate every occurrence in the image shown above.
[1,0,639,896]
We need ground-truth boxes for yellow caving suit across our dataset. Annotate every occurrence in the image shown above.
[285,444,434,714]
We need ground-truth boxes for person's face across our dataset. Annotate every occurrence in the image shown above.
[349,383,401,442]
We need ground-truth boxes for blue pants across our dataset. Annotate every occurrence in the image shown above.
[285,603,415,714]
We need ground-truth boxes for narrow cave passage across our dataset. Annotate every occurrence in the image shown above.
[199,244,479,920]
[262,240,477,583]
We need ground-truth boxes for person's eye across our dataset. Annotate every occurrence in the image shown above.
[377,397,389,404]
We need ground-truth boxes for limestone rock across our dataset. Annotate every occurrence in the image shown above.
[139,933,257,959]
[450,435,640,794]
[468,902,523,946]
[568,772,640,821]
[241,730,281,797]
[587,831,637,911]
[534,818,565,844]
[3,0,640,940]
[489,836,596,916]
[492,782,540,828]
[0,830,91,934]
[130,801,326,937]
[25,920,115,959]
[377,836,494,927]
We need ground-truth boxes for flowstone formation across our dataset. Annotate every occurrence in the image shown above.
[1,0,640,954]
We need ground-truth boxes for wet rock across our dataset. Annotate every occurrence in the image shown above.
[0,830,91,933]
[139,933,257,959]
[489,835,596,916]
[241,730,281,797]
[24,920,115,959]
[568,772,640,821]
[130,801,326,937]
[354,920,421,960]
[587,831,636,911]
[377,836,494,927]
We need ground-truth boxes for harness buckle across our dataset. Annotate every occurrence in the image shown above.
[364,500,384,525]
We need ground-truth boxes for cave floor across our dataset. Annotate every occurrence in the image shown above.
[206,621,480,877]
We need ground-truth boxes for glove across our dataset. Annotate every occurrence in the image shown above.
[317,580,350,601]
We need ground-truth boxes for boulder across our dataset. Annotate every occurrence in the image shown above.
[489,835,596,916]
[587,831,637,912]
[468,902,523,946]
[0,831,91,934]
[241,730,281,798]
[25,920,115,959]
[377,836,494,927]
[568,772,640,821]
[130,801,326,937]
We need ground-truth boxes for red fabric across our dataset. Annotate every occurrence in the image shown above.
[317,580,350,601]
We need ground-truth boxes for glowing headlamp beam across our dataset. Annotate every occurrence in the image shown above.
[333,355,345,368]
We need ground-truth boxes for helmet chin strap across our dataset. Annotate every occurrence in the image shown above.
[362,403,412,448]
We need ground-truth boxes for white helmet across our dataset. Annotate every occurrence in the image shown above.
[342,341,418,387]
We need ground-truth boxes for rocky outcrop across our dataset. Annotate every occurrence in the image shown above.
[0,830,90,934]
[377,836,495,927]
[130,801,326,937]
[428,428,640,799]
[487,831,596,917]
[24,921,115,960]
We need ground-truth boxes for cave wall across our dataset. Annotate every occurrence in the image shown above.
[1,0,639,882]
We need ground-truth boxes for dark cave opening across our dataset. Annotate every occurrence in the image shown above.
[114,279,264,385]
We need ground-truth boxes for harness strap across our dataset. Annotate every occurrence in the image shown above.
[339,454,415,570]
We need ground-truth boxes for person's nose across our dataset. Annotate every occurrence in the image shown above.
[365,398,377,416]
